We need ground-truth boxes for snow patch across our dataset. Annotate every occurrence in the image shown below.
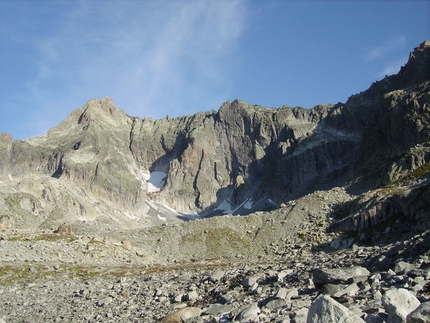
[162,204,201,219]
[124,212,138,221]
[268,199,277,206]
[142,171,166,193]
[215,199,234,214]
[243,199,253,209]
[157,214,166,221]
[8,174,13,181]
[215,198,254,214]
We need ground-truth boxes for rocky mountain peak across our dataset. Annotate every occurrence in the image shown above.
[1,42,430,323]
[38,96,131,143]
[0,41,429,232]
[76,96,130,128]
[397,39,430,86]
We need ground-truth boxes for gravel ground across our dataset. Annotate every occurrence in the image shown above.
[1,188,429,323]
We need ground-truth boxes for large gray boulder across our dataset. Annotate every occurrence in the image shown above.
[406,302,430,323]
[382,288,420,323]
[306,295,366,323]
[313,266,370,288]
[237,302,260,321]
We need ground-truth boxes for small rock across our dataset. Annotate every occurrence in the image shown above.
[96,296,113,307]
[285,287,299,300]
[56,223,73,235]
[237,302,260,321]
[264,298,287,310]
[184,290,198,301]
[172,294,183,303]
[334,283,360,297]
[363,314,385,323]
[161,307,202,323]
[241,273,263,288]
[121,240,132,250]
[394,261,416,275]
[210,269,225,282]
[204,303,232,315]
[277,269,293,282]
[371,255,391,272]
[330,237,354,250]
[322,283,348,296]
[293,307,309,323]
[275,287,288,299]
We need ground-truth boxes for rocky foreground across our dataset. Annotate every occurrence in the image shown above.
[1,193,430,323]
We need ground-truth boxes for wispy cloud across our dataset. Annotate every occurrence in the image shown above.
[363,35,406,62]
[26,0,247,122]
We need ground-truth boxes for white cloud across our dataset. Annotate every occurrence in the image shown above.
[363,35,406,62]
[27,0,247,122]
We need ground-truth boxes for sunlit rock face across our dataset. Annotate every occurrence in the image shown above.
[0,41,430,230]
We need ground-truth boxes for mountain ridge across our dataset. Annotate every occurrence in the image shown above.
[1,41,430,323]
[0,40,429,232]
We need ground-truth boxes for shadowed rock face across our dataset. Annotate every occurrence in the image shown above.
[1,41,430,230]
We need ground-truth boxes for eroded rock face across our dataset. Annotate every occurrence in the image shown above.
[0,41,429,229]
[329,184,430,232]
[0,133,12,175]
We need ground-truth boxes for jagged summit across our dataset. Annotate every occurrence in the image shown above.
[0,41,429,232]
[396,39,430,86]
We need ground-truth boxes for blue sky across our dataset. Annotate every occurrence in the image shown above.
[1,0,429,140]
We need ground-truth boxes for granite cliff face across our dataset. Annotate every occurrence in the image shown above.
[0,41,429,231]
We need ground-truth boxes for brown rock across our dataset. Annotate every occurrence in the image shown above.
[122,240,132,250]
[56,223,73,235]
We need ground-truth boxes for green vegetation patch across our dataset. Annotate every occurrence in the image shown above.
[0,263,103,286]
[5,192,39,210]
[182,227,250,256]
[6,232,77,242]
[393,161,430,186]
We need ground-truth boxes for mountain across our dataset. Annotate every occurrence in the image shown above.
[0,40,429,233]
[2,41,430,323]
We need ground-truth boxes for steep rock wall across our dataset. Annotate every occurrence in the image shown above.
[0,41,429,222]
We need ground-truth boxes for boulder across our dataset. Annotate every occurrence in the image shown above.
[264,298,287,310]
[330,237,355,250]
[241,273,264,288]
[183,290,198,301]
[204,303,232,316]
[56,223,73,235]
[406,302,430,323]
[306,295,366,323]
[276,287,299,300]
[160,307,202,323]
[209,269,225,282]
[382,288,420,323]
[293,307,309,323]
[313,266,370,288]
[323,283,360,297]
[394,261,416,275]
[236,302,260,321]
